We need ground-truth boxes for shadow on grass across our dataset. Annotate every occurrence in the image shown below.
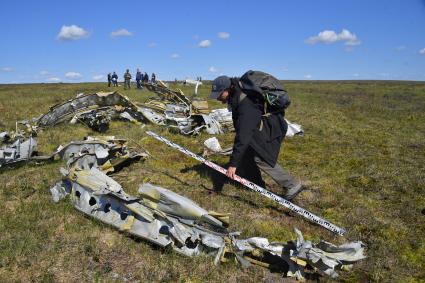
[181,163,293,217]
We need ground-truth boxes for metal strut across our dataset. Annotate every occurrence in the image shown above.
[145,131,346,236]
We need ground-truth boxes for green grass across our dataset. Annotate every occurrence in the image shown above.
[0,81,424,282]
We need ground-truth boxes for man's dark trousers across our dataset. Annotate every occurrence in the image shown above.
[236,147,301,194]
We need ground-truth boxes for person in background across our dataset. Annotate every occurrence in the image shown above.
[111,72,118,87]
[151,73,156,84]
[143,72,149,83]
[107,73,112,87]
[136,69,143,89]
[123,69,132,90]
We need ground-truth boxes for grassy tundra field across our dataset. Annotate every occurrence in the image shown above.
[0,81,424,282]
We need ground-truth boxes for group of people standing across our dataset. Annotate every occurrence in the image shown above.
[107,72,119,87]
[107,69,156,90]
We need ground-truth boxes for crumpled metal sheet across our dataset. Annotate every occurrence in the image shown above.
[138,183,227,228]
[34,92,147,131]
[70,108,113,133]
[203,137,233,157]
[50,146,365,279]
[0,136,37,168]
[143,81,192,107]
[0,134,146,171]
[141,82,233,135]
[5,81,303,138]
[138,107,166,125]
[0,131,10,143]
[207,108,234,133]
[11,82,301,137]
[286,119,304,137]
[292,228,366,278]
[52,153,228,257]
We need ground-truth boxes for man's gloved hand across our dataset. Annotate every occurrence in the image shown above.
[226,166,237,179]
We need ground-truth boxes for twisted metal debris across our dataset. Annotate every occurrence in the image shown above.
[0,133,37,167]
[0,83,361,280]
[50,138,365,280]
[12,81,300,136]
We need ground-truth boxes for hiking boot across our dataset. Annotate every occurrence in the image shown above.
[207,187,222,196]
[283,183,305,200]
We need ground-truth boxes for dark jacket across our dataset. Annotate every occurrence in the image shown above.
[136,72,142,81]
[124,72,132,80]
[229,80,288,167]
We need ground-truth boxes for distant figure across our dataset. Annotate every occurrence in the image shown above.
[136,69,143,89]
[151,73,156,84]
[107,73,112,87]
[112,72,118,87]
[143,72,149,83]
[124,69,132,89]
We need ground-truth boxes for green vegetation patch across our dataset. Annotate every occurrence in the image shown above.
[0,81,424,282]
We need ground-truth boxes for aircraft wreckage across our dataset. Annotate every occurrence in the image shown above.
[0,135,365,280]
[1,81,301,168]
[47,137,365,280]
[0,83,365,280]
[10,81,303,136]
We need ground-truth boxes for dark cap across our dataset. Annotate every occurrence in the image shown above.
[210,76,231,99]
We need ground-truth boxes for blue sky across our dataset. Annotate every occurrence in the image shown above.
[0,0,424,83]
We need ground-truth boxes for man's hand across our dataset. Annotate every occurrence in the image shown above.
[226,166,237,179]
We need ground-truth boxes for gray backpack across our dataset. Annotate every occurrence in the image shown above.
[239,70,290,112]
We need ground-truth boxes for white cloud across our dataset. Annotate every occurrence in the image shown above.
[65,72,82,79]
[353,73,360,77]
[208,66,218,73]
[395,45,406,51]
[282,67,289,72]
[39,70,49,75]
[304,74,312,79]
[1,67,13,72]
[148,42,157,48]
[306,29,360,46]
[198,39,212,48]
[47,77,61,82]
[218,32,230,39]
[92,75,104,80]
[57,25,89,41]
[170,53,180,59]
[338,29,360,45]
[110,28,133,38]
[419,48,425,54]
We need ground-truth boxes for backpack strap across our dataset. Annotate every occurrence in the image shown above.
[237,87,269,131]
[239,92,247,103]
